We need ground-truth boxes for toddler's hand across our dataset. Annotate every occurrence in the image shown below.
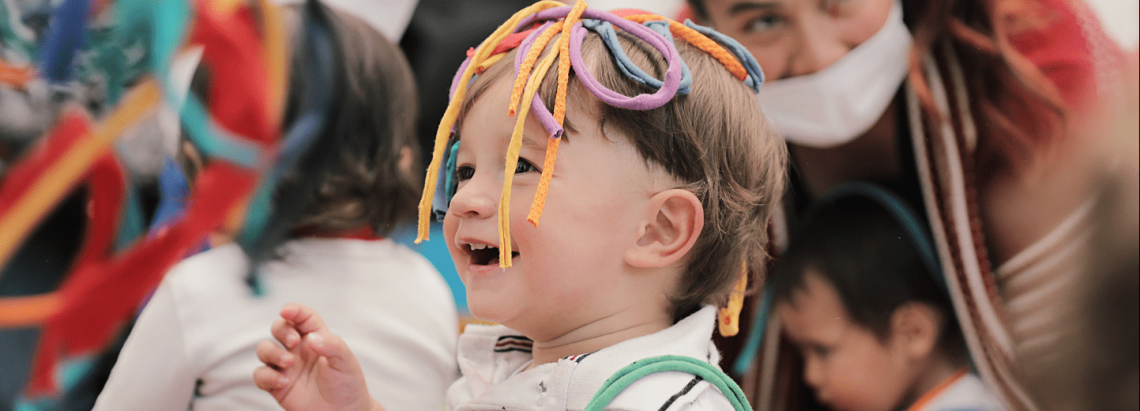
[254,303,384,411]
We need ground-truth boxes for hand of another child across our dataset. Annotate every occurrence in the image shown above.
[253,303,385,411]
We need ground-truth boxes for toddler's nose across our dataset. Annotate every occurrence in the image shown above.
[448,181,496,219]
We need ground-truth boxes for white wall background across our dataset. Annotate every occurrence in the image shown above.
[1086,0,1139,49]
[585,0,686,18]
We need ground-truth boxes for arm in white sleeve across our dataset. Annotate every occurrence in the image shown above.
[92,281,198,410]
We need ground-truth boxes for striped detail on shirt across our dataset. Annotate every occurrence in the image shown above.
[564,352,594,363]
[658,376,704,411]
[494,335,533,353]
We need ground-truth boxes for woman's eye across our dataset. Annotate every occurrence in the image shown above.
[745,14,784,34]
[455,165,475,181]
[515,158,539,174]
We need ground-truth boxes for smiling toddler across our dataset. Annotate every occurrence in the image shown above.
[253,2,786,410]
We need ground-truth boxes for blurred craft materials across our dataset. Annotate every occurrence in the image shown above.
[0,0,295,409]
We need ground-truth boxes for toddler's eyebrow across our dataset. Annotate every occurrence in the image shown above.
[522,134,549,152]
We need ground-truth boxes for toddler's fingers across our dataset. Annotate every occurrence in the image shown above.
[256,340,294,369]
[279,303,329,335]
[271,318,301,349]
[306,332,360,374]
[253,365,289,392]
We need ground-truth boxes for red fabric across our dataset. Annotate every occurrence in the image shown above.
[189,2,276,146]
[675,5,695,23]
[24,1,281,395]
[491,26,541,56]
[0,112,91,228]
[1006,0,1124,109]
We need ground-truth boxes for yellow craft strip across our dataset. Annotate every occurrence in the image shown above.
[718,259,749,337]
[527,138,561,226]
[209,0,244,16]
[0,80,160,269]
[416,0,565,243]
[255,0,288,124]
[0,293,61,327]
[508,21,564,117]
[527,0,586,226]
[499,46,559,268]
[475,53,507,74]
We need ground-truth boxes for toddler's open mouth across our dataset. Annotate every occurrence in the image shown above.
[466,243,520,266]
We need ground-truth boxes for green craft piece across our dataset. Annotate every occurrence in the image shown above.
[585,355,750,411]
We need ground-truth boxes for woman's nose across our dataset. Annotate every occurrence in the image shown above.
[802,355,825,389]
[787,21,848,78]
[448,179,496,219]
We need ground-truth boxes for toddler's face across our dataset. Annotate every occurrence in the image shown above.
[776,270,915,411]
[443,76,664,339]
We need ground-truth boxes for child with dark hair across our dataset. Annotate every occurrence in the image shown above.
[771,184,1003,411]
[92,2,457,411]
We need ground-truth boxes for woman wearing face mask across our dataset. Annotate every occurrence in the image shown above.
[686,0,1135,410]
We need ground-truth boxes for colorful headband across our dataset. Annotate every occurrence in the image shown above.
[415,1,764,272]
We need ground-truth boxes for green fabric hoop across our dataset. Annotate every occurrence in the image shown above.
[585,355,749,411]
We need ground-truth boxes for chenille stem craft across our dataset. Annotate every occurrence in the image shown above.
[416,1,764,272]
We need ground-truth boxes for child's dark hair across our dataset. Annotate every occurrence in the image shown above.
[182,1,420,277]
[771,184,965,357]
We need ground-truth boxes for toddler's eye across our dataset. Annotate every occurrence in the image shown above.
[455,165,475,181]
[515,158,539,174]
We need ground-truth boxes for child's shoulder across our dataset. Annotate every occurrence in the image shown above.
[449,306,741,411]
[920,373,1008,411]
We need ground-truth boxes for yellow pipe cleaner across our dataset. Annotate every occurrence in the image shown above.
[526,0,586,227]
[415,0,565,243]
[476,53,507,74]
[508,21,565,117]
[256,0,289,125]
[498,44,560,267]
[718,258,749,337]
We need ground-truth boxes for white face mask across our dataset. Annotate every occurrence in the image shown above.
[757,1,912,148]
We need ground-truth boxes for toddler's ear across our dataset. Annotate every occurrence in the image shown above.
[890,303,942,359]
[624,189,704,268]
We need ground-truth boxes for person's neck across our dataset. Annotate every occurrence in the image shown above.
[528,303,673,368]
[904,353,966,410]
[791,98,900,197]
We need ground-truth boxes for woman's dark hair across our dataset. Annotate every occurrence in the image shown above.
[182,1,420,286]
[770,184,964,357]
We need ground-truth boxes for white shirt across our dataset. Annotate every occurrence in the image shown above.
[447,305,737,411]
[94,238,458,411]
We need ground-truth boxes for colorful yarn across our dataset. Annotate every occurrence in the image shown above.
[416,0,566,244]
[499,42,560,267]
[416,1,766,270]
[0,82,159,270]
[525,0,585,227]
[0,0,288,396]
[509,21,564,117]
